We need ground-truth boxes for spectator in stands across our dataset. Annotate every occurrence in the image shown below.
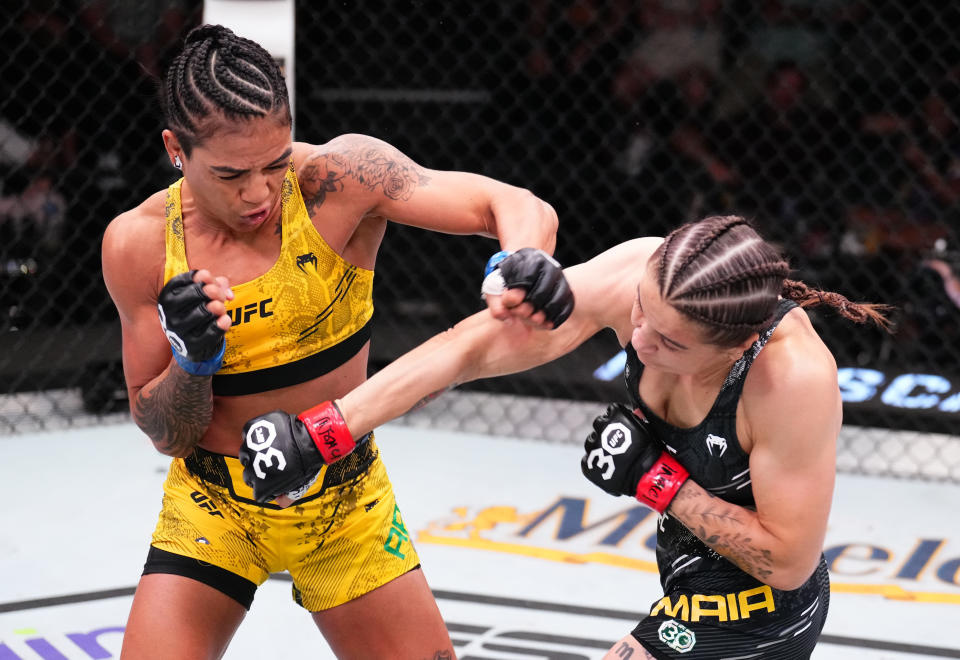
[747,0,866,70]
[611,0,724,109]
[836,77,955,255]
[610,65,739,240]
[718,60,844,248]
[73,0,193,78]
[525,0,632,81]
[923,257,960,310]
[901,80,960,224]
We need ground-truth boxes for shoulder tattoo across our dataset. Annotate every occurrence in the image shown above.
[299,135,431,215]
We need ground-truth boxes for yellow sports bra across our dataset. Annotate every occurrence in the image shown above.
[163,165,375,395]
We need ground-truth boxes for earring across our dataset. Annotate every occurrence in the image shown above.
[174,155,183,170]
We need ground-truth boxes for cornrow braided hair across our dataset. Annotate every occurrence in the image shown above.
[654,215,892,346]
[161,24,291,154]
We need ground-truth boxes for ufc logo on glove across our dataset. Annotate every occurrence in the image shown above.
[245,419,287,478]
[586,422,633,480]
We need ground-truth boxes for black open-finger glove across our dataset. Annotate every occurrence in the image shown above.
[239,402,357,504]
[481,248,574,327]
[581,403,689,513]
[158,270,225,374]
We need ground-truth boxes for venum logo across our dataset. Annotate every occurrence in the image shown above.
[705,433,727,457]
[296,252,318,272]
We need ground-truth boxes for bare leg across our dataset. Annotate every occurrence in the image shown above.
[312,568,454,659]
[120,574,247,660]
[604,634,658,659]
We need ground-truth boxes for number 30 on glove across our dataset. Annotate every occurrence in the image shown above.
[239,401,356,504]
[580,403,689,514]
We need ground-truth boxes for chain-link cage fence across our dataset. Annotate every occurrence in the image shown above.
[1,2,959,481]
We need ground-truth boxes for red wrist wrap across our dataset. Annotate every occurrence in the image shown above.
[298,401,356,464]
[635,452,689,514]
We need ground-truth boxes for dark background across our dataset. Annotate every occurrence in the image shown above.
[2,1,959,441]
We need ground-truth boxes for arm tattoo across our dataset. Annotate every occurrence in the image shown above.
[672,487,775,581]
[133,367,213,457]
[614,641,635,658]
[299,135,431,215]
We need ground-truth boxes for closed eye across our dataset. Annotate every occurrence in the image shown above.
[218,163,286,181]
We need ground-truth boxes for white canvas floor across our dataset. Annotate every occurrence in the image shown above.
[1,422,958,659]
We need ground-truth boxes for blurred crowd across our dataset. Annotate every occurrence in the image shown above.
[0,0,198,329]
[1,0,958,372]
[518,0,960,368]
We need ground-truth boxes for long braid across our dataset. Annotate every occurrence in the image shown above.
[781,279,893,329]
[654,216,892,346]
[161,24,291,154]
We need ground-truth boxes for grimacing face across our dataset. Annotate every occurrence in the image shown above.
[174,115,293,233]
[629,257,744,377]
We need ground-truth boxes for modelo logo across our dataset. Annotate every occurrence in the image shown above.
[838,368,960,412]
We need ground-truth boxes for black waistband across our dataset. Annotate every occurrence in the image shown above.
[183,433,376,506]
[212,318,372,396]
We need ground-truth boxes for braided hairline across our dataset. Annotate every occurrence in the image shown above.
[659,222,699,296]
[208,50,268,115]
[162,25,289,151]
[224,60,273,99]
[671,259,790,300]
[166,55,195,133]
[661,216,750,298]
[180,40,215,128]
[667,236,765,299]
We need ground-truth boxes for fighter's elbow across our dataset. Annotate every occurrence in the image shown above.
[765,556,822,591]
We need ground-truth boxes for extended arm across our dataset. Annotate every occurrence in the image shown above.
[238,239,659,503]
[297,134,558,252]
[294,135,566,325]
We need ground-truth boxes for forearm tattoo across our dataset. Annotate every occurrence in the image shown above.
[671,486,775,582]
[299,135,431,215]
[133,367,213,457]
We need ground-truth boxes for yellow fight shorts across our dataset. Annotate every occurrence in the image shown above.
[145,435,421,611]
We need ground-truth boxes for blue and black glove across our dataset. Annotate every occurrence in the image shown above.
[481,248,575,327]
[157,270,226,376]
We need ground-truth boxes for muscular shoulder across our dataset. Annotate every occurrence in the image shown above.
[102,190,168,312]
[742,308,841,435]
[291,135,429,214]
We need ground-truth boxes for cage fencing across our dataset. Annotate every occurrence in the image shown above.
[1,1,959,482]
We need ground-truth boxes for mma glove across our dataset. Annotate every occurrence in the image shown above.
[157,270,226,376]
[581,403,689,514]
[239,401,358,504]
[481,248,575,327]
